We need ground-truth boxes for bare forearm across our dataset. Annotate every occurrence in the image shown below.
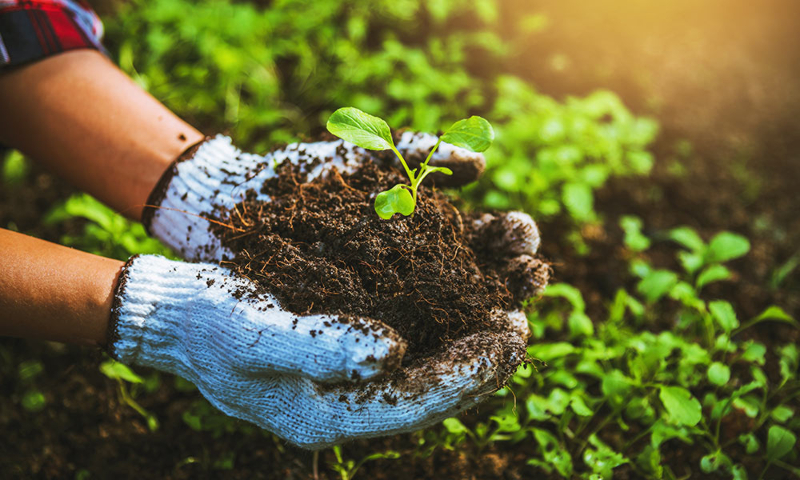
[0,228,123,346]
[0,50,204,221]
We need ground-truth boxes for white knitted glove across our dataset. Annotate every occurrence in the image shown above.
[108,255,531,449]
[109,255,406,383]
[130,134,547,449]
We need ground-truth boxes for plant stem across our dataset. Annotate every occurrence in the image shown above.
[421,138,443,168]
[390,145,414,181]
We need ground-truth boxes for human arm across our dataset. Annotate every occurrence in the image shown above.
[0,49,203,221]
[0,227,121,346]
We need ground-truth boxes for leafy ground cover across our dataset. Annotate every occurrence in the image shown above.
[2,0,799,478]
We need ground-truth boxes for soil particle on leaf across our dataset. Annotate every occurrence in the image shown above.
[207,158,547,366]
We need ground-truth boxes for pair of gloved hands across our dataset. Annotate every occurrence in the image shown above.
[109,132,544,449]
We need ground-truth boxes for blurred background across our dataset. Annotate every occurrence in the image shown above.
[2,0,799,478]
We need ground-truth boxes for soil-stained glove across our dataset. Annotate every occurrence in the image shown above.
[108,255,405,407]
[135,134,547,449]
[142,134,485,261]
[108,255,536,449]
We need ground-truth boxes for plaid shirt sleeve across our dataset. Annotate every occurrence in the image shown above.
[0,0,106,69]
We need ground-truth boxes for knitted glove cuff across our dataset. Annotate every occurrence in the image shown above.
[107,255,218,373]
[143,135,255,260]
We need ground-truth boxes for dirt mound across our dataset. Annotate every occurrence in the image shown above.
[208,158,546,364]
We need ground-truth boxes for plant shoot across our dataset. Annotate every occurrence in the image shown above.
[326,107,494,219]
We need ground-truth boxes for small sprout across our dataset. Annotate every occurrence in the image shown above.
[326,107,494,219]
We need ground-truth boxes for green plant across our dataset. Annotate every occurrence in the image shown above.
[99,359,160,432]
[328,445,400,480]
[43,194,173,261]
[326,107,494,218]
[426,224,799,479]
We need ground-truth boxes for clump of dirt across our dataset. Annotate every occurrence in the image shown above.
[208,158,546,364]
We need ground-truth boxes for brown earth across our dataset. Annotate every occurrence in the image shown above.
[208,158,546,364]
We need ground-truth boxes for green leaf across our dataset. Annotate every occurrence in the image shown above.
[731,464,749,480]
[531,428,573,477]
[739,433,760,454]
[442,418,469,435]
[326,107,394,151]
[620,215,651,252]
[771,405,793,424]
[543,283,586,311]
[21,390,46,412]
[570,394,594,416]
[678,251,705,275]
[440,116,494,152]
[374,184,415,220]
[696,264,732,290]
[733,395,760,418]
[568,311,594,337]
[707,362,731,386]
[562,182,594,222]
[740,341,766,364]
[100,360,144,384]
[637,270,678,303]
[602,370,634,406]
[705,232,750,264]
[669,226,705,252]
[18,360,44,382]
[424,166,453,176]
[583,434,628,478]
[767,425,796,462]
[659,386,702,426]
[699,454,718,473]
[709,301,739,332]
[650,419,692,447]
[753,305,795,324]
[528,342,575,361]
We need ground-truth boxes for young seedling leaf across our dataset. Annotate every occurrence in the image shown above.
[374,184,415,220]
[659,386,702,426]
[441,116,495,152]
[767,425,796,462]
[705,232,750,264]
[425,166,453,176]
[707,362,731,386]
[326,107,394,151]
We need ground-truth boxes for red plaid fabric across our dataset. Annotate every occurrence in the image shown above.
[0,0,105,69]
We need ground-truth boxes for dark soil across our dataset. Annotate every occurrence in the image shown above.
[208,158,544,364]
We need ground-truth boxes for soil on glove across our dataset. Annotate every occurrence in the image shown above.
[207,157,547,365]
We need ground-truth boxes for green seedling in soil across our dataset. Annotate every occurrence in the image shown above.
[326,107,494,219]
[100,359,160,432]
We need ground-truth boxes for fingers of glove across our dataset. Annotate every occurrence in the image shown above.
[471,211,541,257]
[395,131,486,187]
[259,329,527,449]
[211,294,408,382]
[470,211,549,302]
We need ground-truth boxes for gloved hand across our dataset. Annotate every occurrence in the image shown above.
[119,133,547,449]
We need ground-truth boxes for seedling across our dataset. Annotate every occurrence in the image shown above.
[326,107,494,219]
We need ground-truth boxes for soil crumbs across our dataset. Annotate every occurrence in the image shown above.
[208,158,530,365]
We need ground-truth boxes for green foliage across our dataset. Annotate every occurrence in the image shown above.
[473,80,658,222]
[329,445,401,480]
[100,360,160,432]
[44,194,173,261]
[443,224,798,478]
[2,150,29,186]
[327,107,491,218]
